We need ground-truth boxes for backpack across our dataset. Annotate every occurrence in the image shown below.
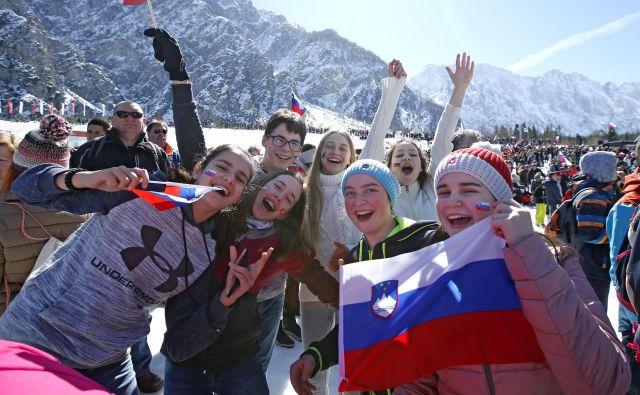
[545,185,614,245]
[615,234,635,313]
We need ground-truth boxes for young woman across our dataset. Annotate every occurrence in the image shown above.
[0,144,261,395]
[375,53,474,221]
[161,170,339,395]
[290,149,630,395]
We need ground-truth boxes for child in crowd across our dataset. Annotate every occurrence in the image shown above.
[290,148,630,395]
[161,170,339,395]
[0,144,264,395]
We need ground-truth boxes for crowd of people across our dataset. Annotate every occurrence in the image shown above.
[0,27,636,395]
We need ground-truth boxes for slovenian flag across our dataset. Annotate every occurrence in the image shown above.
[291,93,306,116]
[338,219,544,391]
[132,181,218,211]
[558,151,572,166]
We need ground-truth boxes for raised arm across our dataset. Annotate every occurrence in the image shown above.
[11,164,147,215]
[145,28,206,172]
[359,59,406,161]
[426,53,474,177]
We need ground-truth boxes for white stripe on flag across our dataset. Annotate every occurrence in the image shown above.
[339,218,505,305]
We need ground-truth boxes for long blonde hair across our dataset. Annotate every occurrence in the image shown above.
[305,130,356,246]
[0,131,21,193]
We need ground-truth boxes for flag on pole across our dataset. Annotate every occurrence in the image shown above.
[101,104,106,116]
[39,100,43,115]
[71,102,75,115]
[557,151,572,166]
[337,219,544,392]
[122,0,146,5]
[49,102,54,115]
[291,93,306,115]
[60,103,65,115]
[7,101,13,114]
[131,181,220,211]
[18,101,23,114]
[82,102,86,117]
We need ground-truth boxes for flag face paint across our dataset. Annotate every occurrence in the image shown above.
[475,201,491,211]
[338,218,544,391]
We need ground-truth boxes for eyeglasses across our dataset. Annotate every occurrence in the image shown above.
[269,135,302,152]
[152,129,168,135]
[114,110,144,119]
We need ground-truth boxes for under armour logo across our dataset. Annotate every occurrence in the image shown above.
[120,225,194,293]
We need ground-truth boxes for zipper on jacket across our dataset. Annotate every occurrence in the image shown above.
[483,364,496,395]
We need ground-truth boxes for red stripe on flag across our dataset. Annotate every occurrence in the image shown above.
[122,0,147,5]
[131,189,178,211]
[340,310,544,392]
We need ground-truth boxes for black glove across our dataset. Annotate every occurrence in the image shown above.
[144,28,189,81]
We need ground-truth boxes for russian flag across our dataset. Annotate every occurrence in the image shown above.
[122,0,146,5]
[558,151,572,166]
[291,93,306,116]
[338,219,544,391]
[131,181,218,211]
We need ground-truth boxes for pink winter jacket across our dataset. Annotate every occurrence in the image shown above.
[395,234,631,395]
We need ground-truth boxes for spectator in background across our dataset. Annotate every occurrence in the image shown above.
[544,170,563,215]
[247,145,261,158]
[70,118,110,168]
[146,119,180,170]
[451,128,481,151]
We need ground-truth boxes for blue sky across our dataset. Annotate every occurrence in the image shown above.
[251,0,640,84]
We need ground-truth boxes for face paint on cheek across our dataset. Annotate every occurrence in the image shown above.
[205,169,216,177]
[475,201,492,211]
[279,208,286,215]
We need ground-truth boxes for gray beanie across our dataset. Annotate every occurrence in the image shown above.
[579,151,617,183]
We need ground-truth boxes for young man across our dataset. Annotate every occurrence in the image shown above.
[69,118,110,168]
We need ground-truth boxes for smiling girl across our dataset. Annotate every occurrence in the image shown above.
[161,170,339,395]
[291,149,630,395]
[0,144,261,395]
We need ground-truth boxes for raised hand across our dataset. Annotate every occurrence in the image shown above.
[220,245,273,306]
[445,52,474,107]
[289,354,317,395]
[143,28,189,81]
[387,59,407,79]
[491,200,535,246]
[65,166,149,192]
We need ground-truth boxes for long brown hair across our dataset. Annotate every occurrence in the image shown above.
[0,132,21,193]
[214,170,310,261]
[305,130,356,246]
[167,144,254,184]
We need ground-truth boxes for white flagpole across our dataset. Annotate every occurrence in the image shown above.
[146,0,159,28]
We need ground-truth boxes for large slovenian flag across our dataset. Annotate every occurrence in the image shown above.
[122,0,146,5]
[291,93,306,116]
[338,219,544,391]
[131,181,218,211]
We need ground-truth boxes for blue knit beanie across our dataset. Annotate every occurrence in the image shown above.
[579,151,617,183]
[341,159,401,206]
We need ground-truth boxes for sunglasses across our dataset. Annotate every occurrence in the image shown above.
[114,110,144,119]
[152,129,168,135]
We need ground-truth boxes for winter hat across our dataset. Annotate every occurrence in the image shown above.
[434,147,512,201]
[12,114,71,171]
[579,151,617,183]
[341,159,400,206]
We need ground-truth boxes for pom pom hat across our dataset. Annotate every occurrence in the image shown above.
[434,147,512,201]
[12,114,71,171]
[341,159,401,206]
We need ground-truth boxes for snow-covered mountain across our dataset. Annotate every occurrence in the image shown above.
[409,63,640,134]
[0,0,441,131]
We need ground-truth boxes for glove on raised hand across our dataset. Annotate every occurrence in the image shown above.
[144,28,189,81]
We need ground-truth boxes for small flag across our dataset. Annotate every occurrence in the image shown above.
[82,102,86,116]
[7,101,13,114]
[131,181,220,211]
[122,0,146,5]
[291,93,306,115]
[609,122,617,130]
[557,151,572,166]
[39,100,43,114]
[60,103,65,115]
[18,101,23,114]
[71,102,75,115]
[49,102,54,115]
[338,218,544,391]
[101,104,105,116]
